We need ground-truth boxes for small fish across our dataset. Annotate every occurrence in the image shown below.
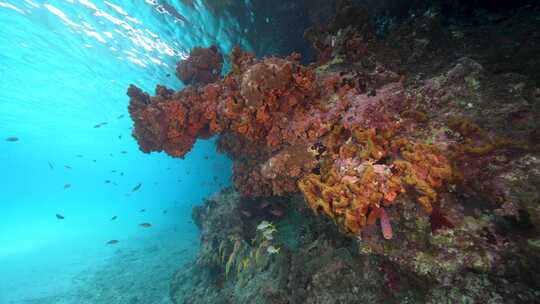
[76,154,83,158]
[162,210,167,214]
[204,156,209,160]
[106,240,119,245]
[109,153,113,157]
[240,210,252,217]
[111,170,116,173]
[161,2,188,23]
[48,162,54,170]
[257,221,272,231]
[117,114,124,119]
[64,165,72,169]
[132,183,142,192]
[118,135,122,140]
[56,214,65,220]
[111,216,117,220]
[92,159,97,162]
[93,122,107,128]
[139,223,152,228]
[104,180,111,184]
[5,137,18,142]
[120,151,127,154]
[112,182,117,185]
[64,184,71,189]
[140,209,145,212]
[260,201,270,209]
[266,245,280,255]
[166,74,171,77]
[120,172,124,176]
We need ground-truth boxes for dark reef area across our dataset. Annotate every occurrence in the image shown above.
[130,1,540,303]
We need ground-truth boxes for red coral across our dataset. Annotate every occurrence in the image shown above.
[176,45,223,86]
[128,85,193,157]
[127,83,220,158]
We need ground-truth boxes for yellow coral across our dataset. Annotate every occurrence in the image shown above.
[299,126,452,237]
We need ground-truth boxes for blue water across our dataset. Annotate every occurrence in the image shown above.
[0,1,251,302]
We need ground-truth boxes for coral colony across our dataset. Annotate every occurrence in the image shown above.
[130,1,540,302]
[129,43,459,239]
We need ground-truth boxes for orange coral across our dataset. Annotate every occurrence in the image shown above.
[128,46,453,238]
[298,125,452,237]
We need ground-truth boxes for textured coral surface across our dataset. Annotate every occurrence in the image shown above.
[176,45,223,86]
[128,44,460,238]
[129,2,540,302]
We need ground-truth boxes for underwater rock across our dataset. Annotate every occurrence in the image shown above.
[171,184,539,303]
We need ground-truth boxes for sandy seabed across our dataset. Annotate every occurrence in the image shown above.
[0,225,197,304]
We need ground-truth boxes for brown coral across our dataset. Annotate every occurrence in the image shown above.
[176,45,224,86]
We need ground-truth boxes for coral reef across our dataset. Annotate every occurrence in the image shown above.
[128,1,540,303]
[128,40,460,239]
[128,3,540,239]
[171,187,539,304]
[176,45,223,86]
